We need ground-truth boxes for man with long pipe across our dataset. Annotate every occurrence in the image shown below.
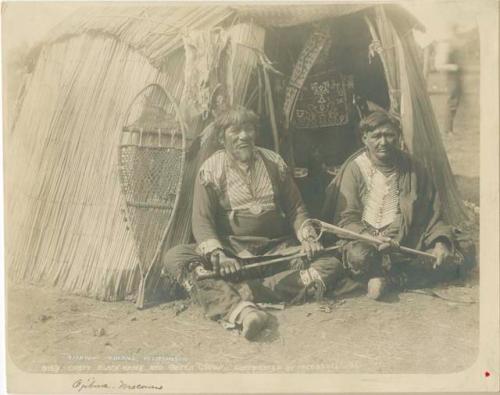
[162,106,345,341]
[321,110,463,300]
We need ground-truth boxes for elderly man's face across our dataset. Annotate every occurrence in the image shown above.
[222,122,257,163]
[362,124,400,163]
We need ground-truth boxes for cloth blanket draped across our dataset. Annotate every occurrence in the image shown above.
[321,148,452,251]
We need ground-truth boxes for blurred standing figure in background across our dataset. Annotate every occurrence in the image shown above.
[434,23,462,135]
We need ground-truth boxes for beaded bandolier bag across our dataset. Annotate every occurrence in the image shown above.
[283,24,331,129]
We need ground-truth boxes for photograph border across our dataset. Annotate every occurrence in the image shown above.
[2,0,499,393]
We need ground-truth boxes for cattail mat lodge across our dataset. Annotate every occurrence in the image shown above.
[6,4,468,305]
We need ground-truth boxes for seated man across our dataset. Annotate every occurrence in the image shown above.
[163,106,344,340]
[322,111,461,300]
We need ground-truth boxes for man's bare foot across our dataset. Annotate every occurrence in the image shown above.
[367,277,387,300]
[240,308,269,341]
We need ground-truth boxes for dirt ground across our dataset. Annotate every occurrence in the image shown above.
[6,96,480,375]
[7,281,478,374]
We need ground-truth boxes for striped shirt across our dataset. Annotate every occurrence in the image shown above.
[199,147,287,213]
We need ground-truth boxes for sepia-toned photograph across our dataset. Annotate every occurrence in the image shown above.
[2,0,498,393]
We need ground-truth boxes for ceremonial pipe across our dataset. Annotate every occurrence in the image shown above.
[196,245,341,280]
[301,219,437,261]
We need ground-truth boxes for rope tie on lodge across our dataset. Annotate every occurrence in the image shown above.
[368,39,384,62]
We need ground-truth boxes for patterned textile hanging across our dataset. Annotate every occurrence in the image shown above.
[119,84,186,308]
[282,23,331,129]
[292,70,354,129]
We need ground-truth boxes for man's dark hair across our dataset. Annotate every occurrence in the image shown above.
[214,106,259,139]
[359,111,401,135]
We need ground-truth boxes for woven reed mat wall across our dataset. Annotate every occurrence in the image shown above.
[43,5,234,69]
[5,34,184,301]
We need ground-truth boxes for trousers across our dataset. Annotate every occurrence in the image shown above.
[162,243,345,321]
[343,240,462,289]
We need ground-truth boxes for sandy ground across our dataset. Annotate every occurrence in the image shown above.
[7,281,478,374]
[6,88,480,375]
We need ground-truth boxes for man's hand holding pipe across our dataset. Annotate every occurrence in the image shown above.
[299,224,324,261]
[376,236,400,253]
[432,241,451,269]
[210,249,242,279]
